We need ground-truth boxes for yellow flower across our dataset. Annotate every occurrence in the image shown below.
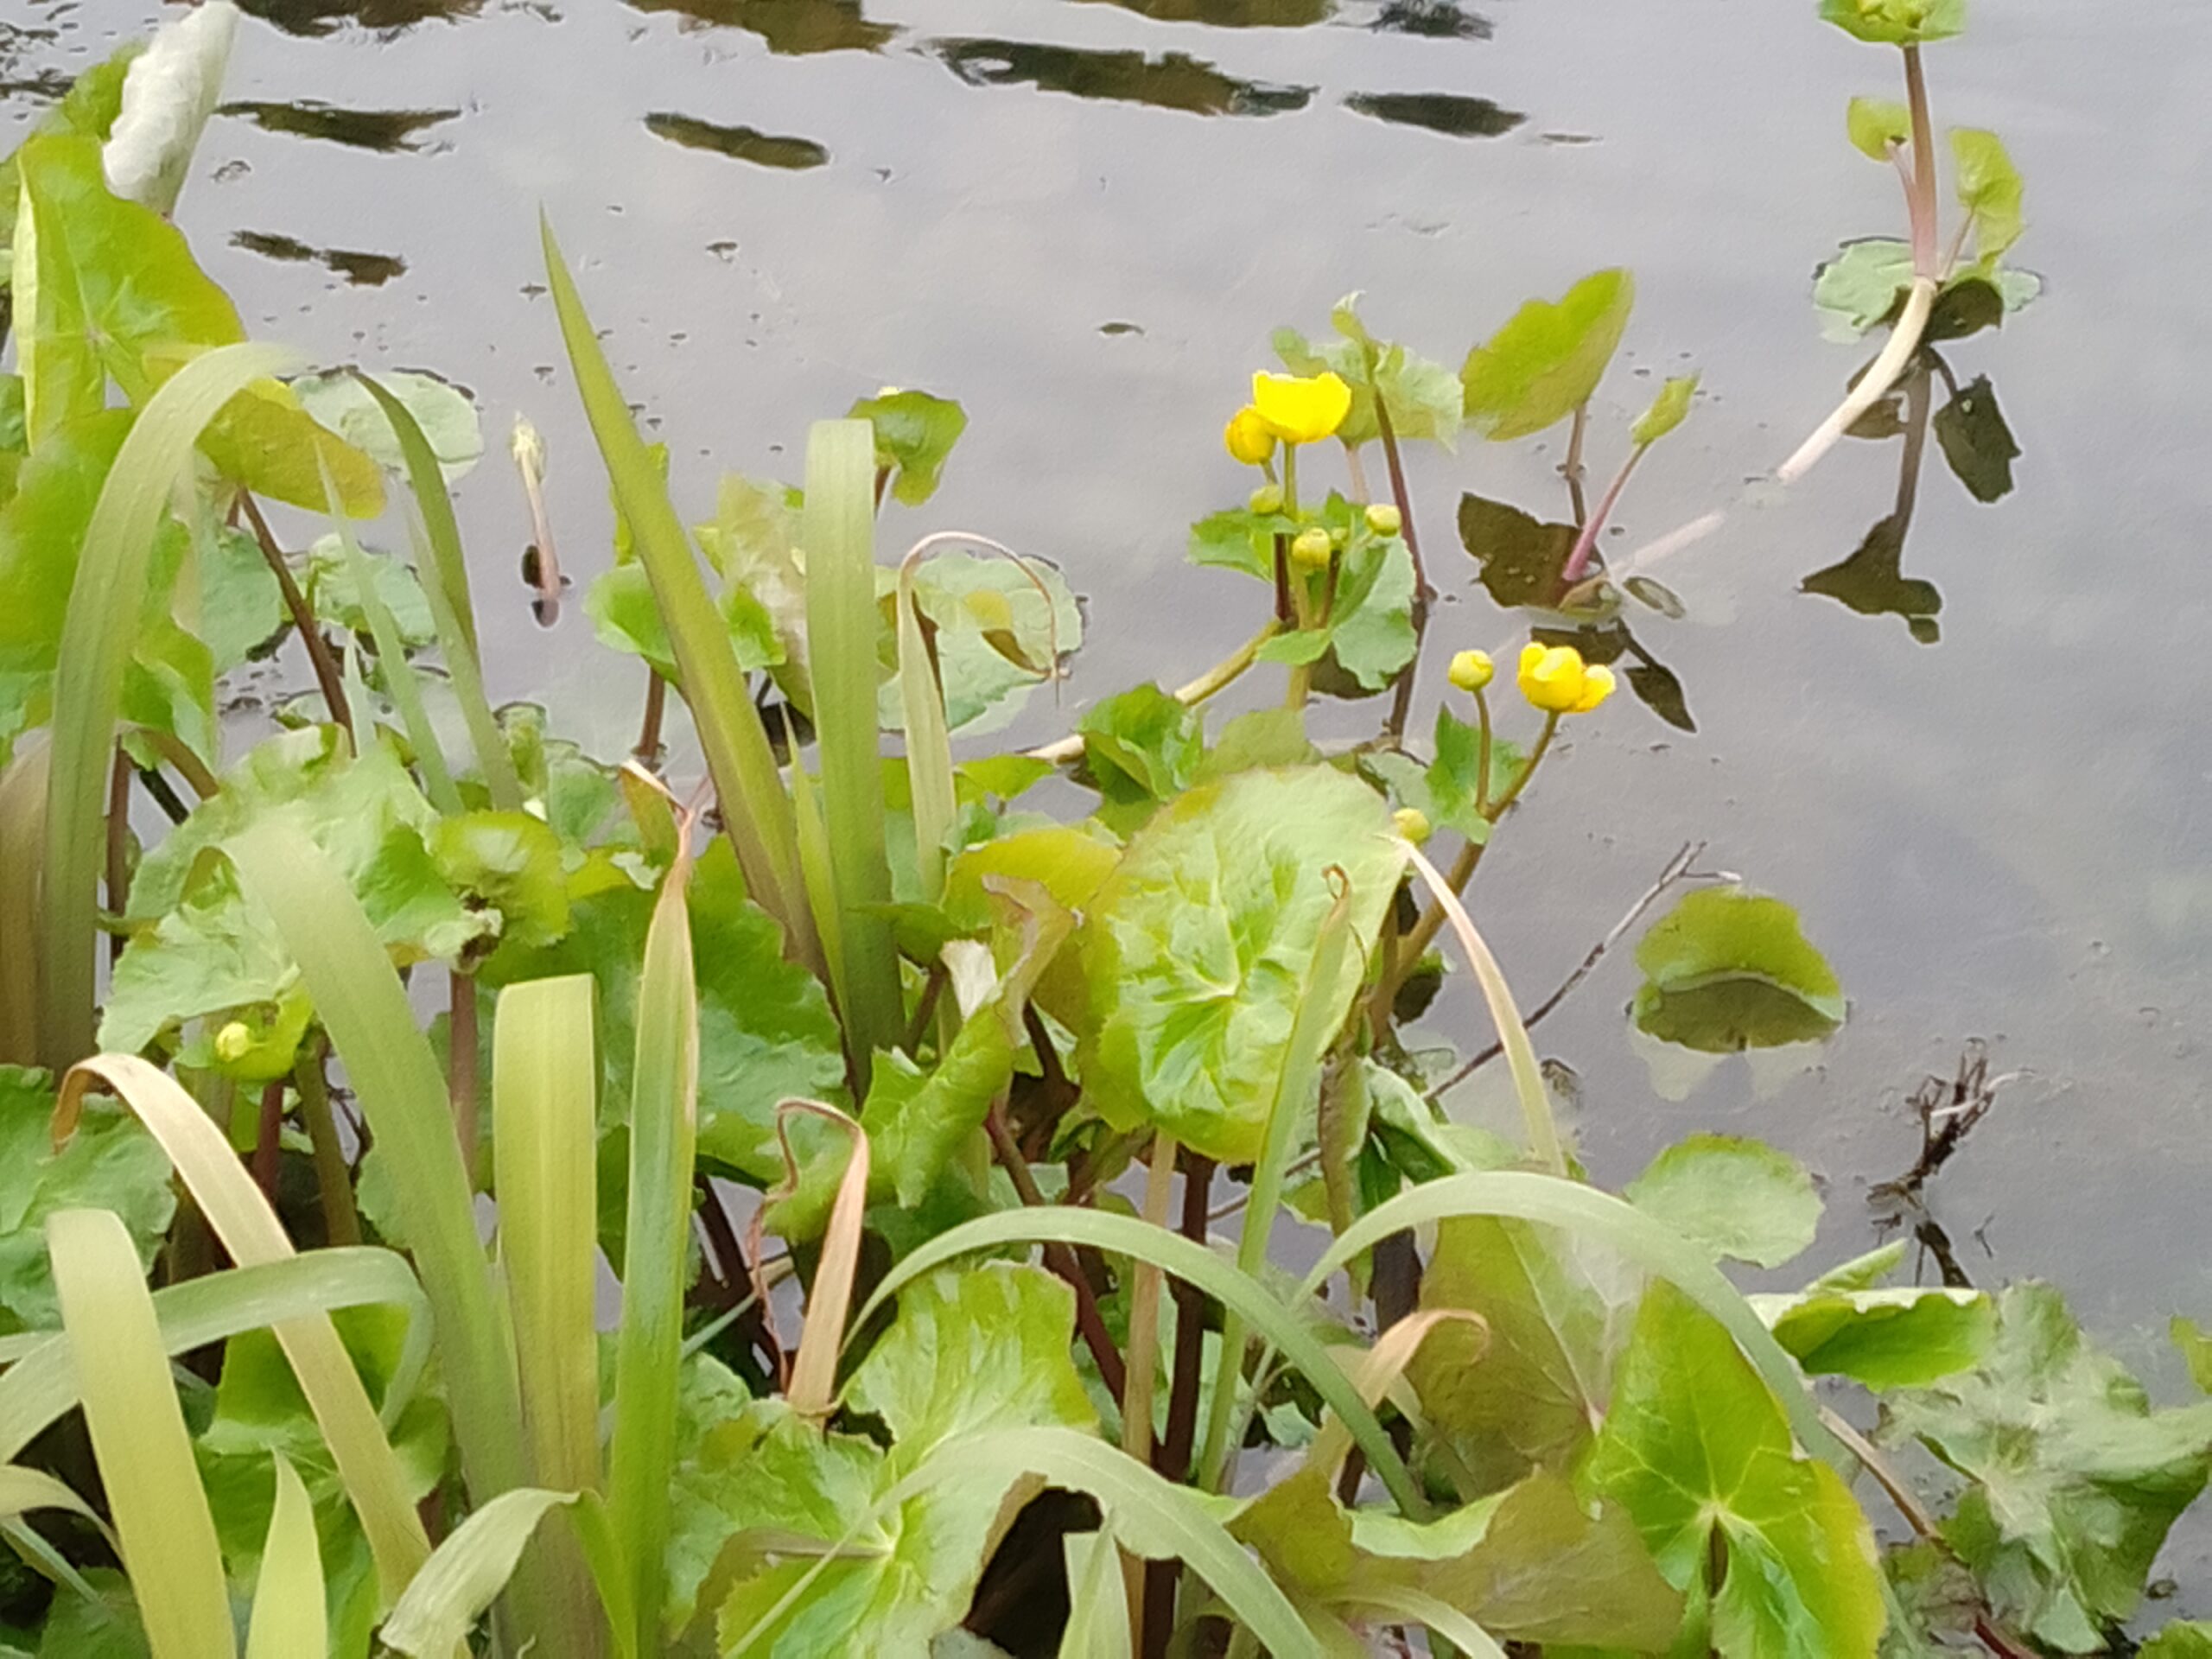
[1516,643,1616,715]
[1248,483,1284,515]
[1289,527,1334,569]
[1250,372,1352,445]
[1365,503,1402,537]
[1392,806,1432,845]
[1447,650,1494,693]
[213,1020,253,1065]
[1224,405,1277,467]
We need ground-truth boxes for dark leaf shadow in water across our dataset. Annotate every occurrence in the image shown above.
[1801,514,1942,645]
[1459,492,1573,609]
[1459,493,1695,731]
[929,38,1314,118]
[234,0,482,39]
[1531,619,1695,733]
[1932,373,2019,504]
[625,0,897,54]
[1343,91,1522,138]
[219,100,461,152]
[232,229,408,288]
[1066,0,1332,26]
[644,111,830,170]
[1368,0,1491,39]
[1797,354,2018,645]
[0,72,73,103]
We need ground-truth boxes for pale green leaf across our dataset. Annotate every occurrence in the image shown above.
[1950,129,2024,259]
[1461,270,1635,442]
[1625,1135,1821,1269]
[1075,766,1403,1165]
[1819,0,1967,46]
[1631,373,1699,446]
[1846,97,1911,161]
[1751,1285,1993,1389]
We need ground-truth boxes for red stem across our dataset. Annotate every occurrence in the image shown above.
[1560,445,1646,587]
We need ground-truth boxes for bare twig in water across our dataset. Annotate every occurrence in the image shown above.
[1423,842,1724,1103]
[1872,1041,2022,1205]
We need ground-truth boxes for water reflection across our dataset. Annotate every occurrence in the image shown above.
[1066,0,1332,27]
[1367,0,1490,39]
[1457,492,1694,730]
[644,111,829,169]
[0,72,71,103]
[1344,91,1521,139]
[931,38,1313,118]
[1800,353,2018,644]
[232,229,408,287]
[625,0,896,54]
[232,0,482,38]
[220,100,461,152]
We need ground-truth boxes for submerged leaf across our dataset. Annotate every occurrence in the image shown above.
[292,370,485,483]
[1632,887,1846,1053]
[1461,270,1634,442]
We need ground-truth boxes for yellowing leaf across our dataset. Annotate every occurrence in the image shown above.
[1630,373,1699,447]
[1845,97,1910,161]
[1950,128,2024,260]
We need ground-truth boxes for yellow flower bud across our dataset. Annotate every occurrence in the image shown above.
[1224,405,1277,467]
[1290,526,1333,569]
[1248,483,1284,515]
[1447,650,1494,693]
[1392,806,1432,845]
[213,1020,253,1064]
[1365,503,1402,537]
[1250,371,1353,446]
[1516,643,1613,715]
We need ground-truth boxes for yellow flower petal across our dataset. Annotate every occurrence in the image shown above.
[1516,643,1589,715]
[1250,371,1353,446]
[1224,405,1277,467]
[1570,663,1617,714]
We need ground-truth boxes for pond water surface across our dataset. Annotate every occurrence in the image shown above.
[10,0,2212,1592]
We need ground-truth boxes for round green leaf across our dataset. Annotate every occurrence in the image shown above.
[1074,766,1402,1165]
[1624,1135,1822,1269]
[1631,887,1846,1054]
